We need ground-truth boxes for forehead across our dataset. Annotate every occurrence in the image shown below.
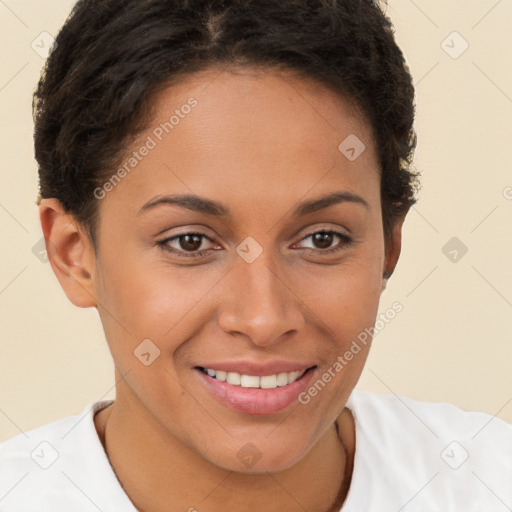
[149,66,375,157]
[99,66,380,221]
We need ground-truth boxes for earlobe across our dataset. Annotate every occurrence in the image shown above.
[38,198,97,308]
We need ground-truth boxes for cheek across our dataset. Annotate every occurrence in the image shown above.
[95,248,227,364]
[296,237,385,336]
[96,217,384,369]
[297,270,381,383]
[99,230,384,324]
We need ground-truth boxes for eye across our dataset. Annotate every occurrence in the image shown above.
[295,230,352,254]
[157,232,217,258]
[157,229,353,259]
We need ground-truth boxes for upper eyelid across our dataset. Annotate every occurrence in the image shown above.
[294,230,351,249]
[161,232,216,247]
[161,229,350,250]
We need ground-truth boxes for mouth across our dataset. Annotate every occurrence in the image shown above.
[197,366,315,389]
[194,364,318,415]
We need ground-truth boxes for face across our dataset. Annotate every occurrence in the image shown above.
[66,67,399,472]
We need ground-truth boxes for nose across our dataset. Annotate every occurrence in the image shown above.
[217,255,306,348]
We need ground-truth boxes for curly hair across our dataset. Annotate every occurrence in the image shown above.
[34,0,419,251]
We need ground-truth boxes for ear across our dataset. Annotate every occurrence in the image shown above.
[38,198,97,308]
[382,214,406,284]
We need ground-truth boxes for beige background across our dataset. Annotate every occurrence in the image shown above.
[1,1,511,443]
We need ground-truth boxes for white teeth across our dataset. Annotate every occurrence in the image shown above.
[202,368,306,388]
[226,372,241,385]
[276,372,288,386]
[288,371,301,382]
[260,374,277,389]
[240,375,260,388]
[215,370,227,382]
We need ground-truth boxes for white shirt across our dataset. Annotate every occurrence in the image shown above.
[1,389,511,511]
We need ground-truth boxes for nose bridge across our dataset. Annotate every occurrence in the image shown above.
[217,250,305,345]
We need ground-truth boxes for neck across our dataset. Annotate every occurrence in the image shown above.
[95,393,355,512]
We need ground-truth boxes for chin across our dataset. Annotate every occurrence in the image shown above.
[201,437,310,474]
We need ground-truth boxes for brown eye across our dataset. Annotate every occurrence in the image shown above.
[177,234,204,252]
[296,230,352,253]
[157,232,216,258]
[311,232,335,249]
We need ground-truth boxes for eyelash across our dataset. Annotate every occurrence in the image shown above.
[156,230,353,259]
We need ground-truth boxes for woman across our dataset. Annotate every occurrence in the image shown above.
[1,0,510,510]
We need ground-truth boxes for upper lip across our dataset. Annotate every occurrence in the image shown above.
[196,360,317,376]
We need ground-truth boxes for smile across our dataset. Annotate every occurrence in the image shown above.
[199,367,308,389]
[195,364,317,415]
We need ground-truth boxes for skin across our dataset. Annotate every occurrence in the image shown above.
[39,65,405,512]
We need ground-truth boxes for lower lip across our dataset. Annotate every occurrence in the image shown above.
[196,368,316,415]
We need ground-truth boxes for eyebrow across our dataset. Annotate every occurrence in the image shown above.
[137,191,370,217]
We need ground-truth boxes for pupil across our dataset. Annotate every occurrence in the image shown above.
[178,233,334,252]
[314,232,332,249]
[181,234,201,251]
